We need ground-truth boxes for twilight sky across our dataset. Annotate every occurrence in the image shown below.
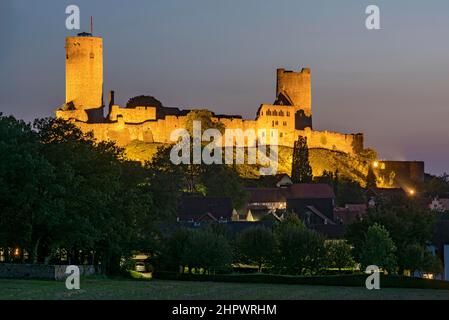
[1,0,448,174]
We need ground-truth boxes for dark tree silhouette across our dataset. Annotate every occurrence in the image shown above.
[291,136,313,183]
[126,95,163,109]
[366,165,377,189]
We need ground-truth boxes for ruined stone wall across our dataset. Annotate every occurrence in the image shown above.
[304,129,364,154]
[376,160,425,188]
[112,118,362,154]
[66,36,103,109]
[56,108,89,122]
[109,105,156,123]
[70,112,363,155]
[74,115,188,146]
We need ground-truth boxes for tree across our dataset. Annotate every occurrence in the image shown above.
[273,214,326,275]
[346,205,436,274]
[126,95,163,109]
[34,118,124,269]
[182,229,232,274]
[402,243,442,275]
[315,170,366,206]
[185,109,225,137]
[0,114,59,263]
[0,115,173,273]
[359,223,397,273]
[325,240,355,271]
[291,136,312,183]
[146,145,184,219]
[200,164,248,209]
[366,165,377,189]
[421,250,443,275]
[236,226,276,272]
[154,227,191,272]
[423,173,449,198]
[149,142,248,209]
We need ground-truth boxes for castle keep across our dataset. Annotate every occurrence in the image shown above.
[56,33,364,155]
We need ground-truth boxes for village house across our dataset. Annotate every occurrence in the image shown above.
[429,197,449,213]
[177,196,233,224]
[334,204,368,225]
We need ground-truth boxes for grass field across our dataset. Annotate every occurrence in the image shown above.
[1,278,449,300]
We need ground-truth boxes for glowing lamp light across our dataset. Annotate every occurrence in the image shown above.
[373,161,379,168]
[14,248,20,256]
[409,189,416,196]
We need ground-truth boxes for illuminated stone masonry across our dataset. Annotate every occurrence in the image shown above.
[56,33,364,155]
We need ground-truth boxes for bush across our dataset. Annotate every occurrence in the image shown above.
[235,226,276,272]
[183,228,232,274]
[273,214,326,275]
[156,227,232,274]
[325,240,356,271]
[359,223,397,273]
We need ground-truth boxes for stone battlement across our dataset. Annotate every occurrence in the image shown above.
[67,109,363,154]
[56,34,364,156]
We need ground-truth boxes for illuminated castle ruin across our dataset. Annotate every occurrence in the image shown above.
[56,33,364,155]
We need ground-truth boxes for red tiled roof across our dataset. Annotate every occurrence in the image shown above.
[246,183,335,203]
[334,204,367,225]
[246,188,288,203]
[288,184,335,199]
[178,196,233,221]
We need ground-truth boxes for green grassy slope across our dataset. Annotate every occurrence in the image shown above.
[123,141,374,186]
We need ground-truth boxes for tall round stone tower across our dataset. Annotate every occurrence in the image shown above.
[65,33,103,110]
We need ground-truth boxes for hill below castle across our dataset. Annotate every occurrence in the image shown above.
[123,141,376,187]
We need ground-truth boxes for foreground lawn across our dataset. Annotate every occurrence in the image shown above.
[2,278,449,300]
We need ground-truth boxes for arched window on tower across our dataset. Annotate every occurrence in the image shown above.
[279,110,284,116]
[266,109,272,116]
[273,110,278,116]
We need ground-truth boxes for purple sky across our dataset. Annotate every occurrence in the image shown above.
[1,0,448,174]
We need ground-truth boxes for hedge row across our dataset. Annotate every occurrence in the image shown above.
[152,271,449,290]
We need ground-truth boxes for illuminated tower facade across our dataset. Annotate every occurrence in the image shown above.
[65,33,103,110]
[276,68,311,114]
[275,68,312,129]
